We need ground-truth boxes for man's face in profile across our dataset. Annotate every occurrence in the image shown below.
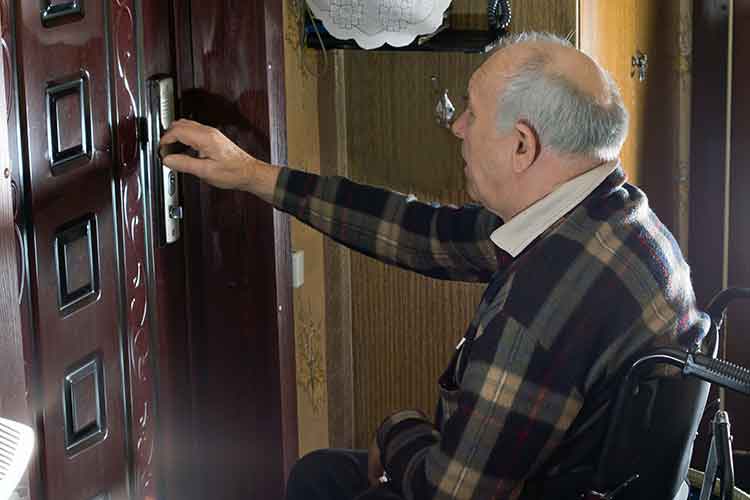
[452,53,517,213]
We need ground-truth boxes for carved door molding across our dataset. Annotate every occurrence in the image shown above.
[109,0,158,498]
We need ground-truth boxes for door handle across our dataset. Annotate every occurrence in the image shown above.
[146,76,182,246]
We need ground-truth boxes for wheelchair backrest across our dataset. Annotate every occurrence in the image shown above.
[591,322,719,500]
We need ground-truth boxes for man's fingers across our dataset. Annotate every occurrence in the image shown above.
[160,119,210,149]
[162,153,209,176]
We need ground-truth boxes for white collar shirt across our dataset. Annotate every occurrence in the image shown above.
[490,162,619,257]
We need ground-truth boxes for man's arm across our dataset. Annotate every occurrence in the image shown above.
[161,120,504,282]
[274,167,505,281]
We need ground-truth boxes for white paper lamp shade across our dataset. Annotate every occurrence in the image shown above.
[306,0,453,49]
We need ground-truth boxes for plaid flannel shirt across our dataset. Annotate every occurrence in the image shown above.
[273,165,706,500]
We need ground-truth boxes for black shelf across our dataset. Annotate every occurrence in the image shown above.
[305,27,501,54]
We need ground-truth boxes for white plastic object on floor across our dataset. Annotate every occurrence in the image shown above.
[0,418,34,500]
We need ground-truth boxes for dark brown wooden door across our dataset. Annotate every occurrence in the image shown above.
[1,1,296,499]
[2,1,173,498]
[13,1,130,499]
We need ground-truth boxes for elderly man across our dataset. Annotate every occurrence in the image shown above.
[161,32,704,500]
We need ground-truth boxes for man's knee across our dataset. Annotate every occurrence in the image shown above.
[286,449,369,500]
[288,449,336,485]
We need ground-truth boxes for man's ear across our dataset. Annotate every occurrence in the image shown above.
[513,120,540,173]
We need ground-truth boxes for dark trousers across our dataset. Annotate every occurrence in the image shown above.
[285,449,404,500]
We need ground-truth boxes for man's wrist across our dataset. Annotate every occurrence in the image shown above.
[242,159,279,203]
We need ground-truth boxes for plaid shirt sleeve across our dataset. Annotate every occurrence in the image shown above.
[273,167,503,282]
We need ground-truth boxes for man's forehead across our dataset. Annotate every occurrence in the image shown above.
[468,65,490,96]
[469,47,518,94]
[468,62,506,102]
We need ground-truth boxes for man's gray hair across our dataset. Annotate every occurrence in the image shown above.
[492,32,628,161]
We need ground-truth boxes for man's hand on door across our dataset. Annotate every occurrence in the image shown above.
[161,119,279,203]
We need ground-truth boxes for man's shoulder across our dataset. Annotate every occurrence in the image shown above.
[543,183,691,299]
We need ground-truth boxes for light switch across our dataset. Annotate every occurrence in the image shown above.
[292,250,304,288]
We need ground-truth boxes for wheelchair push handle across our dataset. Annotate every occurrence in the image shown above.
[684,286,750,395]
[685,353,750,396]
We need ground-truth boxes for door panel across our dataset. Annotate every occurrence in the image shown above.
[14,1,129,498]
[2,1,295,499]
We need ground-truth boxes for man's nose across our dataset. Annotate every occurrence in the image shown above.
[451,112,465,139]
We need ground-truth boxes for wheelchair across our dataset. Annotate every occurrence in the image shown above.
[580,287,750,500]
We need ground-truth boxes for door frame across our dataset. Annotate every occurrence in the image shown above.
[0,0,41,497]
[0,0,29,456]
